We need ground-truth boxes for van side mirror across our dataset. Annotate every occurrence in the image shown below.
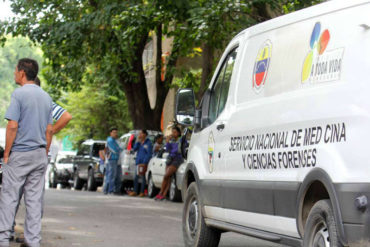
[0,146,3,159]
[175,89,195,126]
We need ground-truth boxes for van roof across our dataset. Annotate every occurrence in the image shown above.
[233,0,370,41]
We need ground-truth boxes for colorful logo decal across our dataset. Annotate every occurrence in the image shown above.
[302,22,344,83]
[253,40,272,93]
[208,132,215,173]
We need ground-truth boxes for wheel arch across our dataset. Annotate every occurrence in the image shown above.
[296,168,347,245]
[181,162,200,201]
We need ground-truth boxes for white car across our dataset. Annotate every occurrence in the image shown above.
[146,150,187,202]
[48,151,77,188]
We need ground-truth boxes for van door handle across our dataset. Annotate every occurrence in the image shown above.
[216,123,225,131]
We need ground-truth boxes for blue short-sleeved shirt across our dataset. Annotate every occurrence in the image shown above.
[5,84,53,152]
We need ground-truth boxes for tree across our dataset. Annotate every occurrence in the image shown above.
[0,36,43,127]
[0,0,323,130]
[56,84,132,146]
[1,1,190,130]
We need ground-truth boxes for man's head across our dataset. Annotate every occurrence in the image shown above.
[110,127,118,139]
[138,129,148,142]
[14,58,39,85]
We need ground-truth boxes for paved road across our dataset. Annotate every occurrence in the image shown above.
[14,189,286,247]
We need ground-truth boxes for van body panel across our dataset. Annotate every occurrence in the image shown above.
[184,0,370,245]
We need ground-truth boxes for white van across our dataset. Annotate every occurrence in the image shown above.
[175,1,370,246]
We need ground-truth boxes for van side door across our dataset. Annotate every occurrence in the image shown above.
[199,47,239,219]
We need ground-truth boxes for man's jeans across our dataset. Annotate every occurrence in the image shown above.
[115,164,122,193]
[133,166,146,194]
[105,160,117,194]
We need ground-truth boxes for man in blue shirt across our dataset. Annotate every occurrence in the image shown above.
[129,130,152,197]
[105,128,122,194]
[9,77,73,244]
[0,58,53,247]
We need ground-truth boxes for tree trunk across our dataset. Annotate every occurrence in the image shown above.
[197,43,214,102]
[119,26,180,131]
[119,27,170,131]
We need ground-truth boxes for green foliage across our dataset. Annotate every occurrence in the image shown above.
[0,0,324,130]
[57,84,132,146]
[173,69,202,93]
[0,36,43,127]
[281,0,324,13]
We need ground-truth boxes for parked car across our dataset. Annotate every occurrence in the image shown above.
[73,140,106,191]
[48,151,77,188]
[146,150,187,202]
[118,130,162,191]
[146,128,191,201]
[176,1,370,246]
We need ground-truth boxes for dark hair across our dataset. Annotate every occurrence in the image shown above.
[35,77,41,86]
[141,129,148,136]
[17,58,39,81]
[110,127,118,133]
[154,133,163,142]
[172,126,181,136]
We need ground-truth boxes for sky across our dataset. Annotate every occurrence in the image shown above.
[0,0,14,21]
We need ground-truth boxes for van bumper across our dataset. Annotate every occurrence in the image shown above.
[335,183,370,246]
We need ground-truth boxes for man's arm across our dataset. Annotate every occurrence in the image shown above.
[45,124,53,155]
[52,111,72,134]
[3,120,18,164]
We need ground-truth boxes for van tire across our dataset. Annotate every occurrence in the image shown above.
[183,182,221,247]
[303,199,342,247]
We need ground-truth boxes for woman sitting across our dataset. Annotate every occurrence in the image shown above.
[155,127,183,201]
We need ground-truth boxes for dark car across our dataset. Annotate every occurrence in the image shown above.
[48,151,77,188]
[73,140,106,191]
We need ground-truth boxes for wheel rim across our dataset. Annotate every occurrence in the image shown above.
[87,173,91,188]
[170,177,176,200]
[50,172,55,184]
[74,172,78,187]
[311,221,330,247]
[148,176,153,196]
[186,196,199,238]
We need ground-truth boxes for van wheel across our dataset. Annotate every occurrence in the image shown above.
[183,182,221,247]
[87,168,97,191]
[169,175,182,202]
[73,170,84,190]
[303,199,342,247]
[147,174,158,198]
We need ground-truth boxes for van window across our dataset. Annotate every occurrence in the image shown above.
[208,47,238,124]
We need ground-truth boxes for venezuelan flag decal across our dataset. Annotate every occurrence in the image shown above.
[253,40,272,93]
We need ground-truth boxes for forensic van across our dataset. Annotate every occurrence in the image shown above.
[174,1,370,246]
